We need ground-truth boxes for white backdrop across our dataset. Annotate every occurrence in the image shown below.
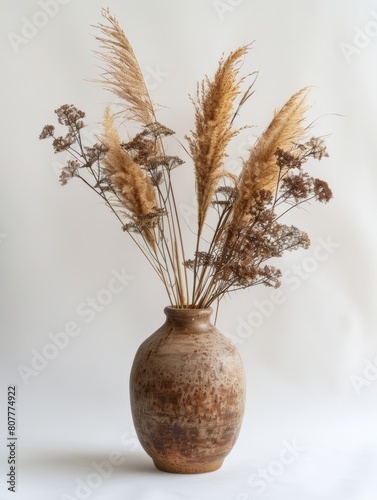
[1,0,377,499]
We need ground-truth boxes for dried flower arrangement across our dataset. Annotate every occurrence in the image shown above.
[40,9,332,311]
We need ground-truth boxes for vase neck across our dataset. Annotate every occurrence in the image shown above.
[164,307,213,330]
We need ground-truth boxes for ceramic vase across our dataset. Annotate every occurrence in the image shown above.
[130,306,246,473]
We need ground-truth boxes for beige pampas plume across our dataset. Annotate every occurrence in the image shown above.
[94,8,155,126]
[187,45,251,235]
[101,107,157,248]
[231,87,310,223]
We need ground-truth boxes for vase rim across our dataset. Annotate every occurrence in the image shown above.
[164,306,213,313]
[163,306,213,322]
[163,306,214,327]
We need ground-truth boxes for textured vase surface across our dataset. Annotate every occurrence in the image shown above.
[130,306,246,473]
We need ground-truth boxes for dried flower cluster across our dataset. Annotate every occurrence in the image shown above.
[40,8,332,310]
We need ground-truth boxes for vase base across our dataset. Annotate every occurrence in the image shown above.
[153,458,223,474]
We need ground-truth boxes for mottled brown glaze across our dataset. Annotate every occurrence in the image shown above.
[130,307,246,473]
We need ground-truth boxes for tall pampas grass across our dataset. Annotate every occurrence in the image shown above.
[94,8,155,126]
[40,9,332,310]
[187,45,250,235]
[231,87,310,224]
[101,107,157,249]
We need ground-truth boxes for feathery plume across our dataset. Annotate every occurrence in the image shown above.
[231,87,310,223]
[40,15,332,311]
[94,8,155,126]
[187,45,250,234]
[101,107,158,248]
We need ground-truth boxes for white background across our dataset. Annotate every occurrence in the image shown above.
[1,0,377,499]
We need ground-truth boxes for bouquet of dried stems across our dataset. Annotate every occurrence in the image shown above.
[40,9,332,311]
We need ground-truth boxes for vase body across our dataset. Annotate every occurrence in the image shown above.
[129,307,246,473]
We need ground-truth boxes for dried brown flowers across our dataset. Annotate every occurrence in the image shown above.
[40,8,332,310]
